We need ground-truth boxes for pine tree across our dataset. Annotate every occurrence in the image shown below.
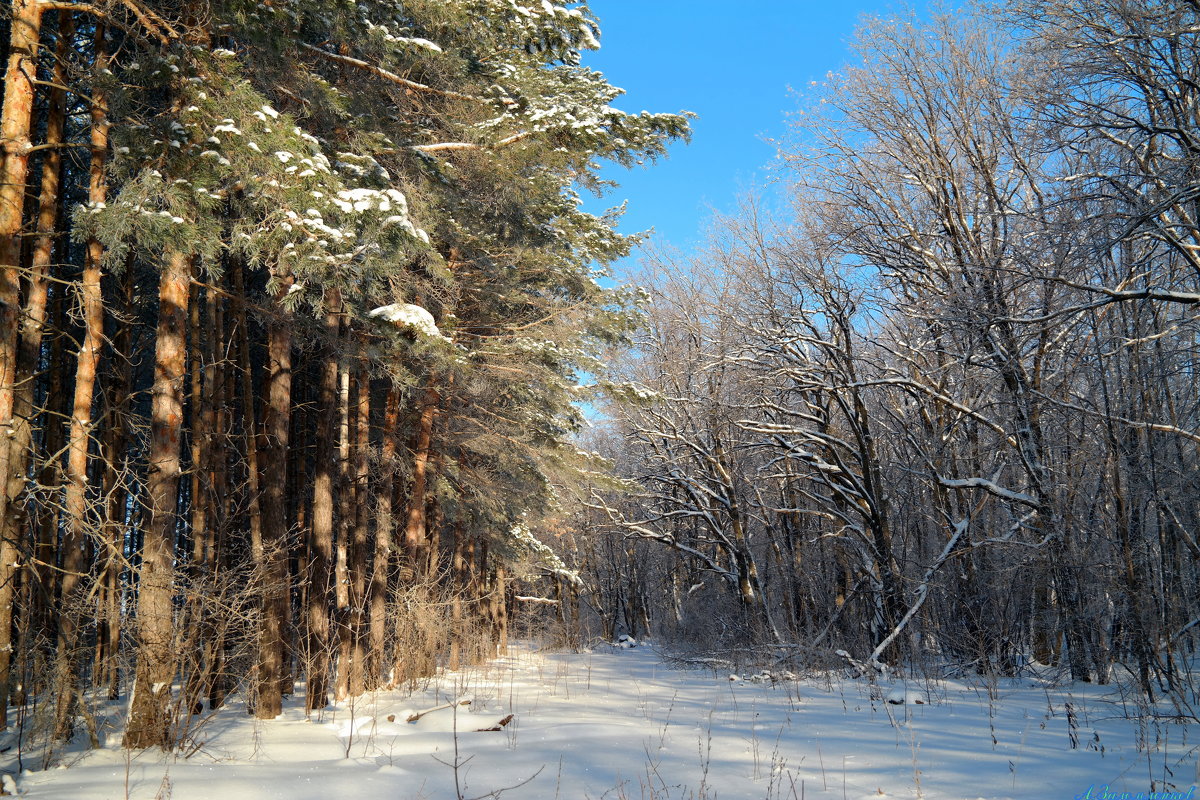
[0,0,689,743]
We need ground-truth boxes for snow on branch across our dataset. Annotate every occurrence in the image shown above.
[508,522,581,585]
[410,133,534,154]
[1040,391,1200,445]
[368,303,448,340]
[864,518,970,670]
[938,476,1039,508]
[586,491,738,583]
[1050,277,1200,306]
[299,43,481,102]
[514,595,560,605]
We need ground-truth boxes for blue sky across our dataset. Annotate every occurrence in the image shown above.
[581,1,927,266]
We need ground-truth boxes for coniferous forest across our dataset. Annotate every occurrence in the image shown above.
[0,0,689,750]
[0,0,1198,786]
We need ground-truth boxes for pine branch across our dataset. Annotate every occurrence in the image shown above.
[411,132,533,154]
[299,43,482,103]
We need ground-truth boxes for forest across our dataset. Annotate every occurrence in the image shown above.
[0,0,689,752]
[0,0,1195,785]
[579,0,1200,711]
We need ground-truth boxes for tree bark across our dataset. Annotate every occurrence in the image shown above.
[255,276,293,718]
[368,388,398,688]
[124,251,192,749]
[0,0,46,732]
[334,354,352,702]
[404,385,439,575]
[235,262,263,564]
[493,564,508,656]
[450,520,465,669]
[0,8,68,576]
[348,362,369,698]
[305,294,340,713]
[98,266,135,699]
[54,20,108,740]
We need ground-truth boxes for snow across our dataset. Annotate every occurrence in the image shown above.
[939,476,1038,506]
[363,24,444,53]
[332,187,408,215]
[368,303,446,340]
[8,646,1197,800]
[884,687,926,705]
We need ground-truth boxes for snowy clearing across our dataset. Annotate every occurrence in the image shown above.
[10,644,1197,799]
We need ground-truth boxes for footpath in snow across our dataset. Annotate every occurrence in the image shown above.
[10,643,1198,800]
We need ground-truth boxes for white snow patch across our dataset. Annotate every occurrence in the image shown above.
[885,686,926,705]
[11,647,1183,800]
[368,303,446,340]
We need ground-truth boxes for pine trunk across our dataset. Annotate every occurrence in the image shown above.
[305,297,340,713]
[0,9,68,579]
[368,388,399,688]
[255,277,293,718]
[98,268,134,699]
[334,356,352,702]
[403,386,439,576]
[0,0,45,731]
[349,363,369,698]
[54,22,109,739]
[235,265,263,559]
[450,521,465,670]
[179,281,208,716]
[124,251,192,749]
[33,281,68,665]
[425,465,442,579]
[493,565,508,656]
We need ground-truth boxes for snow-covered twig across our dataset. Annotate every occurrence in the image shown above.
[865,518,971,669]
[406,696,472,723]
[938,476,1039,508]
[299,43,481,102]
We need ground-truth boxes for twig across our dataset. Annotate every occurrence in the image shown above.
[299,43,481,102]
[406,696,472,723]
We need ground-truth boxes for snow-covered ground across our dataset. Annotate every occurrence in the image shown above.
[9,643,1198,799]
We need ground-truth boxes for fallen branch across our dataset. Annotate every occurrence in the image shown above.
[475,714,514,732]
[398,696,472,723]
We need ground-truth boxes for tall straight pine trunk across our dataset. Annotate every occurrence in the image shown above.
[55,21,109,740]
[0,9,68,574]
[0,0,45,731]
[349,362,370,698]
[450,520,465,670]
[255,277,293,718]
[403,386,439,574]
[368,388,399,688]
[125,251,192,749]
[4,10,67,711]
[306,295,340,713]
[334,356,352,701]
[98,268,135,699]
[394,385,438,684]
